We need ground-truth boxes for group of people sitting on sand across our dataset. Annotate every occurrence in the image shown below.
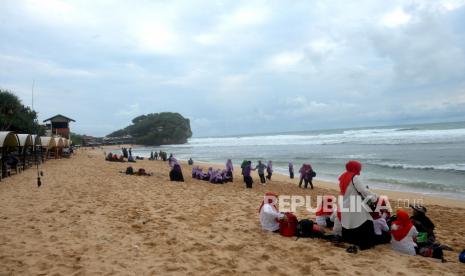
[121,166,152,176]
[191,167,233,184]
[259,160,452,261]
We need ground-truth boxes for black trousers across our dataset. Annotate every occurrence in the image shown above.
[342,220,376,250]
[289,171,294,179]
[374,231,391,245]
[259,173,266,183]
[266,172,272,180]
[304,179,313,189]
[245,176,253,188]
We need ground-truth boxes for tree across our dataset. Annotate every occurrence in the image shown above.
[0,89,45,135]
[107,112,192,145]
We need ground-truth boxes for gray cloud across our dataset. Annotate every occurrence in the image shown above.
[1,0,465,136]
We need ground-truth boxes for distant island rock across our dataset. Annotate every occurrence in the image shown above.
[107,112,192,145]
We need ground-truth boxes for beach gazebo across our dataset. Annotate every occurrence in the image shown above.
[40,136,56,160]
[17,134,34,170]
[31,135,42,165]
[54,137,64,159]
[0,131,20,179]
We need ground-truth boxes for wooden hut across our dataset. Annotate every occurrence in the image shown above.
[43,115,75,139]
[0,131,20,179]
[17,134,34,170]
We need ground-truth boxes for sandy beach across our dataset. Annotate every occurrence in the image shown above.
[0,146,464,275]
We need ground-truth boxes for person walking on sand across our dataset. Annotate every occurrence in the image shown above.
[304,164,316,189]
[298,164,309,188]
[289,161,294,179]
[243,161,253,188]
[255,160,267,184]
[266,160,273,180]
[338,160,378,251]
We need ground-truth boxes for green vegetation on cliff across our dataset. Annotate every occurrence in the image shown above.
[107,112,192,145]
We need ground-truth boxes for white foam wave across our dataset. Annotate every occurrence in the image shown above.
[371,162,465,172]
[176,127,465,148]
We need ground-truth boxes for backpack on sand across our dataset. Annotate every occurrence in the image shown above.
[279,213,298,237]
[296,219,315,238]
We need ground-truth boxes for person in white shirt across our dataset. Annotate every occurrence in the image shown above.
[339,160,378,250]
[259,192,285,232]
[391,209,418,255]
[372,212,391,244]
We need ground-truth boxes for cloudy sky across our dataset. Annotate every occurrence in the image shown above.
[1,0,465,137]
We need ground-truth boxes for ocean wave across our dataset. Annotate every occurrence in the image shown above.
[370,162,465,172]
[183,127,465,147]
[367,177,462,193]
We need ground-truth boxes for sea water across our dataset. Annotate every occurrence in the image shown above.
[129,121,465,200]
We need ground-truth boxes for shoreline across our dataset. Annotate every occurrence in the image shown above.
[105,144,465,204]
[187,160,465,209]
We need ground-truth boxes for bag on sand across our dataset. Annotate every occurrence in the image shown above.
[125,166,134,175]
[296,219,314,238]
[279,213,298,237]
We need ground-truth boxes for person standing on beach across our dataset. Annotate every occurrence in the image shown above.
[255,160,267,184]
[129,148,132,158]
[289,162,294,179]
[226,159,234,181]
[241,160,248,182]
[338,160,378,251]
[266,160,273,180]
[298,164,307,188]
[243,161,253,188]
[304,164,316,189]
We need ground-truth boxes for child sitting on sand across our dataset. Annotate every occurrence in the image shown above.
[259,192,285,232]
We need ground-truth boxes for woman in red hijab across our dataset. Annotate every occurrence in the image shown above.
[391,209,418,255]
[339,160,379,251]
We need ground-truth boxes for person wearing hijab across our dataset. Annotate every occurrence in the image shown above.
[169,162,184,182]
[259,192,285,232]
[304,164,316,189]
[226,159,234,181]
[391,210,418,255]
[288,162,294,179]
[339,160,378,250]
[266,160,273,180]
[243,161,254,188]
[255,160,267,184]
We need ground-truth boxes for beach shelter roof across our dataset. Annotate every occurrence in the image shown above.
[40,137,56,149]
[17,134,33,147]
[55,137,64,148]
[32,135,41,146]
[0,131,19,147]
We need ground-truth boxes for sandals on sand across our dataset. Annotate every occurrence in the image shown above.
[346,245,358,254]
